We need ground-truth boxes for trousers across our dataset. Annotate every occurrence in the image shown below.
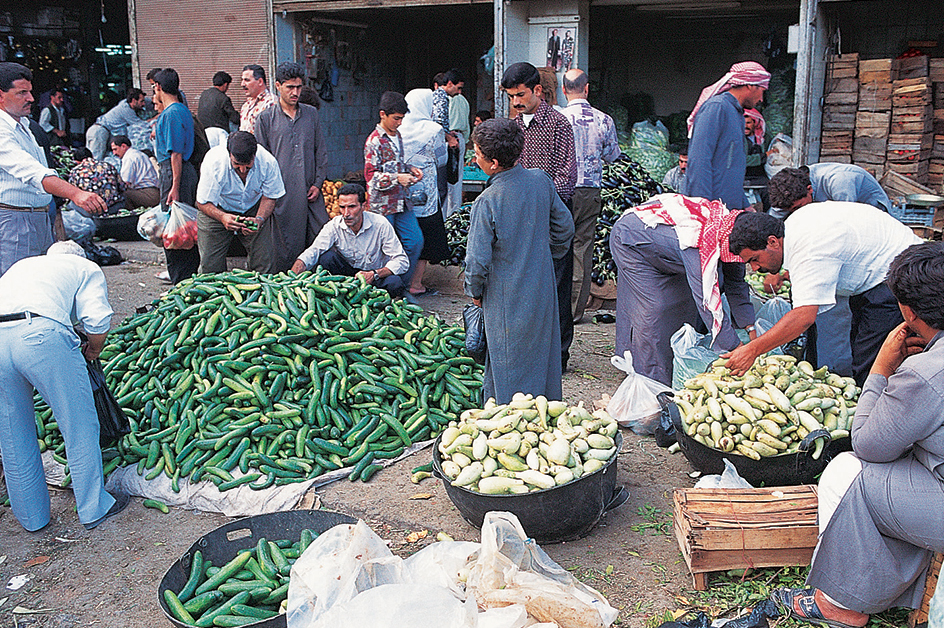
[384,210,423,289]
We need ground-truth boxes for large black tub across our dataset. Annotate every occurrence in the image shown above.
[158,509,357,628]
[432,432,628,544]
[659,392,834,487]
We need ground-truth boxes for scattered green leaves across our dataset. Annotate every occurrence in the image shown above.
[630,505,672,536]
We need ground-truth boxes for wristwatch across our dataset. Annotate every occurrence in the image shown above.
[745,325,756,333]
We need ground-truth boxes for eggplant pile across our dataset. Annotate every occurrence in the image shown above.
[441,204,472,267]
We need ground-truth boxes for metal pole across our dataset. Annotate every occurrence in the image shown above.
[127,0,139,87]
[793,0,818,166]
[494,0,506,118]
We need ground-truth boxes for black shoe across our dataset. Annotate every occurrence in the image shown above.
[84,491,130,530]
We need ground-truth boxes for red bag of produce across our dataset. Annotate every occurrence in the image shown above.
[162,201,199,250]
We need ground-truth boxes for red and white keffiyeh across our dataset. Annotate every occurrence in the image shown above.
[686,61,771,137]
[630,194,744,340]
[744,107,766,145]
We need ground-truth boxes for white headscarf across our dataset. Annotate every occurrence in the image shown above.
[401,89,445,162]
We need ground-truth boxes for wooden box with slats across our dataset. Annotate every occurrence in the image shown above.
[673,486,818,590]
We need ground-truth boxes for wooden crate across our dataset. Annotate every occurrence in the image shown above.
[895,55,929,80]
[854,162,885,178]
[931,58,944,82]
[673,486,818,590]
[827,53,858,80]
[881,168,937,197]
[860,58,895,84]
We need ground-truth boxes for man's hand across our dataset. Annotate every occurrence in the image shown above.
[472,297,482,307]
[73,190,108,215]
[870,322,926,378]
[396,172,416,187]
[763,272,786,294]
[54,129,67,138]
[446,133,459,148]
[409,166,424,182]
[166,186,179,206]
[233,215,262,235]
[82,333,108,361]
[291,259,307,274]
[721,342,761,376]
[355,270,376,284]
[307,185,321,201]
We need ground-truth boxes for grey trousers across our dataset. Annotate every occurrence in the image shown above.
[570,186,602,322]
[197,202,276,274]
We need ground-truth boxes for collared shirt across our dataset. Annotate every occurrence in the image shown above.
[364,124,408,216]
[783,201,921,312]
[68,159,123,207]
[449,93,471,142]
[39,105,66,134]
[239,89,277,134]
[296,210,408,275]
[198,86,240,130]
[196,144,285,215]
[662,166,688,195]
[0,253,113,334]
[515,100,577,202]
[96,100,143,135]
[809,162,891,213]
[155,102,194,163]
[0,109,54,208]
[561,98,620,189]
[119,147,159,190]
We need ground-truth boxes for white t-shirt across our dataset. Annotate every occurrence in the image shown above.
[119,147,159,190]
[783,201,921,312]
[196,144,285,215]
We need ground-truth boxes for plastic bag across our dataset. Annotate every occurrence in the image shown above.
[463,304,487,365]
[627,120,676,182]
[764,132,793,179]
[61,208,96,242]
[694,459,753,489]
[80,241,123,266]
[670,324,722,390]
[86,358,130,447]
[137,205,168,247]
[606,350,671,435]
[161,200,198,250]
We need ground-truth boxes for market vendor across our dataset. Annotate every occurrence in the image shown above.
[724,207,920,385]
[772,241,944,628]
[291,183,409,298]
[0,241,129,531]
[68,147,124,210]
[609,193,754,387]
[195,130,285,274]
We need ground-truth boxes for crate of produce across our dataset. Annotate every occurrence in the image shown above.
[673,485,819,590]
[158,509,357,628]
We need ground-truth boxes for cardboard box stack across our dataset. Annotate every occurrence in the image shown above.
[821,54,858,164]
[855,58,895,177]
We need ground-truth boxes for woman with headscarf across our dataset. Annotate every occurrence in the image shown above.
[609,194,756,386]
[400,88,450,296]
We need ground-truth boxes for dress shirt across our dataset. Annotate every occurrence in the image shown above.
[239,89,277,134]
[0,109,54,208]
[120,147,159,189]
[783,201,921,312]
[39,105,66,134]
[296,211,408,275]
[448,93,471,141]
[196,145,285,215]
[514,101,577,202]
[809,162,891,213]
[96,100,143,135]
[0,253,113,334]
[561,98,620,189]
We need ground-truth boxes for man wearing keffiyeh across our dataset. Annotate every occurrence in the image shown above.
[686,61,770,211]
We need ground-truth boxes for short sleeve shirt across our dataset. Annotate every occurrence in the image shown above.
[196,145,285,214]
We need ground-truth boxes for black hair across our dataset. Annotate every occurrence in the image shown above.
[338,183,367,204]
[678,144,689,157]
[154,69,181,99]
[500,62,540,90]
[886,241,944,330]
[471,118,524,169]
[227,130,257,164]
[275,61,305,84]
[728,211,784,255]
[243,64,266,83]
[126,87,145,103]
[562,70,588,94]
[298,85,320,108]
[74,147,93,161]
[212,71,232,87]
[443,68,464,85]
[146,68,162,82]
[0,62,31,92]
[768,166,812,210]
[475,110,493,122]
[110,134,131,147]
[378,91,408,115]
[432,72,446,89]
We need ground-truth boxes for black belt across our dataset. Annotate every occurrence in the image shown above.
[0,311,38,322]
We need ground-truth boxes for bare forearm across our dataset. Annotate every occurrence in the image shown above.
[257,197,276,221]
[170,152,183,193]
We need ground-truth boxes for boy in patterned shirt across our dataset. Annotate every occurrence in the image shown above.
[363,91,424,291]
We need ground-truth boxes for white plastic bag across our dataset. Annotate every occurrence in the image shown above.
[136,205,168,247]
[694,459,753,489]
[606,350,671,434]
[670,324,723,390]
[61,207,96,242]
[764,132,793,179]
[161,200,198,250]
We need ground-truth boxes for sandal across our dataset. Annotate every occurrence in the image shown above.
[409,288,439,297]
[771,588,866,628]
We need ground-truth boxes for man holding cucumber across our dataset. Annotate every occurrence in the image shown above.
[724,208,921,385]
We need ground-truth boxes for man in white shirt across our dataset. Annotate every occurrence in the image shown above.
[110,134,159,208]
[39,88,67,146]
[292,183,409,297]
[0,241,129,531]
[85,88,146,160]
[724,204,922,385]
[196,130,285,273]
[0,62,107,275]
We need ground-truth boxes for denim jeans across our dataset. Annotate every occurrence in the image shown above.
[385,210,424,288]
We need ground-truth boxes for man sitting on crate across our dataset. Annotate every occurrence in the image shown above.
[195,131,284,274]
[771,241,944,628]
[291,183,409,298]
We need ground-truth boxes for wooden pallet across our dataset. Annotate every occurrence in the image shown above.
[673,486,819,590]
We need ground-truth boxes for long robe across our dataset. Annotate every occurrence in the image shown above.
[255,103,328,272]
[464,165,574,404]
[687,92,748,209]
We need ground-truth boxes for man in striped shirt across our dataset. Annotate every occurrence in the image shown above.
[0,62,106,275]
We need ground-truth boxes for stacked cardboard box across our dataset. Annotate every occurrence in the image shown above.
[821,54,858,163]
[930,59,944,191]
[853,58,895,175]
[887,74,933,184]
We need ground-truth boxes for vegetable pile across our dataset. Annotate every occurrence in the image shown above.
[745,271,791,301]
[442,204,472,267]
[436,393,619,495]
[163,529,318,625]
[321,179,345,219]
[34,269,484,490]
[674,355,858,460]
